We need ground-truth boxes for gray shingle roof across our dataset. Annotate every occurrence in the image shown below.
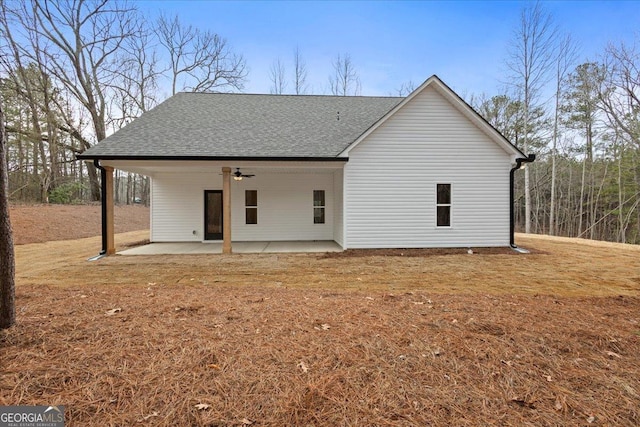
[79,92,404,159]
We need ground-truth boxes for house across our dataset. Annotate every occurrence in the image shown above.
[78,75,533,255]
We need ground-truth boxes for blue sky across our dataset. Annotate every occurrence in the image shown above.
[137,0,640,98]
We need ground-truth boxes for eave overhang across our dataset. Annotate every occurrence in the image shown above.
[77,155,349,162]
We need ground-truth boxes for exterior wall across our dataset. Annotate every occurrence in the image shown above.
[344,86,512,248]
[151,171,335,242]
[232,172,334,241]
[333,169,344,247]
[149,178,154,239]
[151,173,203,242]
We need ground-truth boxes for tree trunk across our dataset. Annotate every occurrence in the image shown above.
[550,85,560,235]
[568,162,574,236]
[32,123,39,199]
[132,175,137,204]
[86,161,100,201]
[578,156,586,236]
[44,79,60,191]
[586,122,594,239]
[17,119,25,200]
[523,121,531,234]
[142,176,150,207]
[114,169,120,204]
[126,173,132,205]
[617,140,625,243]
[0,101,16,329]
[588,165,596,240]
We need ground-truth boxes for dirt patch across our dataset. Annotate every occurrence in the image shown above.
[321,246,530,258]
[8,203,149,245]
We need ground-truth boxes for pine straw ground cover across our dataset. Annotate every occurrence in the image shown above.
[2,232,640,426]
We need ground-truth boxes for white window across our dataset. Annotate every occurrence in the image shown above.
[313,190,325,224]
[436,184,451,227]
[245,190,257,224]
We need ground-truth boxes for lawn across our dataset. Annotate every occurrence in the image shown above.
[2,228,639,426]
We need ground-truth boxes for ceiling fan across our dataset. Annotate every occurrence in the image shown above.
[233,168,254,181]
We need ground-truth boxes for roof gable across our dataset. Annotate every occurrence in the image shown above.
[339,75,526,159]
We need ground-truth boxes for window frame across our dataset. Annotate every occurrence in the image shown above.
[435,183,452,228]
[313,190,325,224]
[245,190,258,225]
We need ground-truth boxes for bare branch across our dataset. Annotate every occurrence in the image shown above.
[598,41,640,148]
[329,53,360,96]
[293,46,307,95]
[155,13,247,94]
[269,58,286,94]
[394,80,416,97]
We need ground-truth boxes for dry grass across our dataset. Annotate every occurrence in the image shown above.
[2,231,640,426]
[14,231,640,297]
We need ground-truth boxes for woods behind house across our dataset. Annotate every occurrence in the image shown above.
[1,1,638,243]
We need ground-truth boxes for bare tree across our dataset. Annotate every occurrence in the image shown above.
[155,13,247,95]
[269,58,286,94]
[549,34,578,235]
[0,0,246,207]
[329,53,361,96]
[597,42,640,242]
[599,42,640,149]
[1,0,141,200]
[395,80,416,96]
[293,46,307,95]
[0,98,16,329]
[562,62,606,237]
[110,22,161,128]
[506,1,558,233]
[107,23,160,205]
[0,4,56,200]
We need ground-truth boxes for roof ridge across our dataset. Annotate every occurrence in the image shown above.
[175,92,404,100]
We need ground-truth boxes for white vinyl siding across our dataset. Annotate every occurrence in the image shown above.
[344,85,512,248]
[151,171,335,242]
[333,169,344,247]
[151,174,205,242]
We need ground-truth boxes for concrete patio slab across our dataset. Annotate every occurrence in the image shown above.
[119,241,342,255]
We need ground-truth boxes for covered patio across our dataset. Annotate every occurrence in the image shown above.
[119,240,343,255]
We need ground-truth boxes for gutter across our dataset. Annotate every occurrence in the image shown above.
[93,159,108,258]
[510,154,536,248]
[76,154,349,162]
